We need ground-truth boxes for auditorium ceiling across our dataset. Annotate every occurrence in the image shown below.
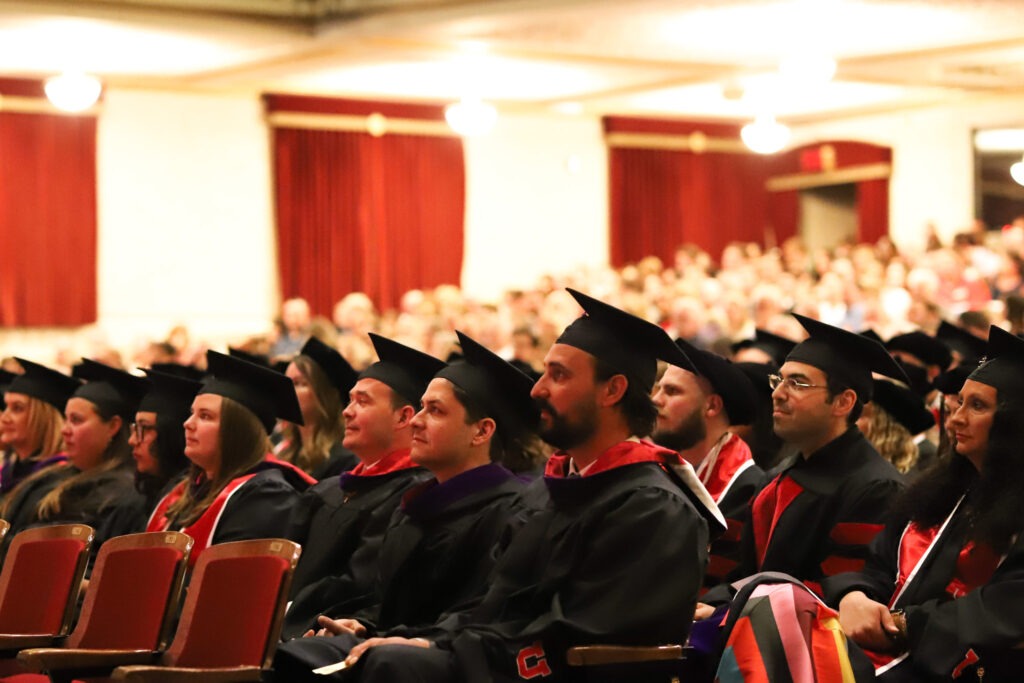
[4,0,1024,122]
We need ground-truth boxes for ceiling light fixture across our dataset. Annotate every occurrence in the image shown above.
[1011,155,1024,186]
[44,71,102,112]
[445,96,497,137]
[741,113,790,154]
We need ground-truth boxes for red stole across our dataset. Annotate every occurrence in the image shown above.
[545,440,680,478]
[696,433,755,504]
[871,497,1001,672]
[348,449,416,477]
[750,473,804,569]
[264,455,317,485]
[147,473,258,567]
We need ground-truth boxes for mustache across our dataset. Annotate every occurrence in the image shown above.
[533,398,558,416]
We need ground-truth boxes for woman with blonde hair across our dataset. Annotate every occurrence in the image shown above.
[277,337,358,479]
[0,359,78,501]
[858,377,935,475]
[147,351,312,563]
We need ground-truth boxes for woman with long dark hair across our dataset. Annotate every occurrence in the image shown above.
[827,325,1024,681]
[146,351,313,564]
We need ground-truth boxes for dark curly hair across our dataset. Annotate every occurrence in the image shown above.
[892,390,1024,555]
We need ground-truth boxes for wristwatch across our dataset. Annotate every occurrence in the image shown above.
[889,609,908,649]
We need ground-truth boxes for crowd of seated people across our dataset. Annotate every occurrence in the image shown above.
[0,225,1023,681]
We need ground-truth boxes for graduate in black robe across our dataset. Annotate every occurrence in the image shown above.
[0,360,79,504]
[825,326,1024,682]
[278,337,360,478]
[282,335,447,636]
[145,350,311,565]
[702,315,906,607]
[273,290,723,683]
[652,340,764,589]
[25,360,150,557]
[274,330,538,670]
[97,367,203,537]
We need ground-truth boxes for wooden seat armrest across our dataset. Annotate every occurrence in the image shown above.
[18,648,158,673]
[566,644,685,666]
[0,634,58,652]
[112,665,263,683]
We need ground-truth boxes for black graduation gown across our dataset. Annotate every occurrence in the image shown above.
[280,463,525,641]
[99,472,189,537]
[414,460,709,683]
[824,505,1024,682]
[0,463,74,541]
[282,462,431,634]
[706,428,905,603]
[14,461,148,565]
[149,464,310,564]
[310,443,360,481]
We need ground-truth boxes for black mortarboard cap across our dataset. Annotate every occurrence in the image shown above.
[138,368,202,418]
[72,359,152,420]
[787,314,909,402]
[735,361,777,398]
[933,364,975,396]
[201,350,303,433]
[360,333,447,406]
[675,339,757,426]
[870,379,935,436]
[858,329,885,345]
[894,358,933,399]
[150,362,206,383]
[731,329,797,367]
[886,331,952,371]
[435,331,538,436]
[557,289,676,393]
[300,337,358,398]
[6,359,80,411]
[228,347,274,370]
[935,321,987,364]
[0,368,13,411]
[0,369,14,410]
[967,326,1024,401]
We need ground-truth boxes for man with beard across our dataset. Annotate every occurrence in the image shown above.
[699,315,907,612]
[652,341,762,588]
[292,289,722,683]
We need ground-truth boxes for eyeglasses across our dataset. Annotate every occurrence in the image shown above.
[130,422,157,441]
[768,374,828,393]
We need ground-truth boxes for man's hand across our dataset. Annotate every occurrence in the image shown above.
[344,637,431,667]
[838,591,902,652]
[694,602,715,620]
[302,616,367,638]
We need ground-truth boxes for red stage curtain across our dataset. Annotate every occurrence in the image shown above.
[770,141,892,245]
[0,79,97,326]
[857,178,889,244]
[605,117,774,267]
[266,95,465,314]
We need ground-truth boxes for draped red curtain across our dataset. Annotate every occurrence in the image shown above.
[0,79,97,326]
[605,117,775,267]
[266,95,465,314]
[769,141,892,244]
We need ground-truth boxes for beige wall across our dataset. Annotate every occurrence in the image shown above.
[3,89,1020,362]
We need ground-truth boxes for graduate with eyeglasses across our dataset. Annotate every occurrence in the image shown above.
[699,315,907,611]
[818,326,1024,681]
